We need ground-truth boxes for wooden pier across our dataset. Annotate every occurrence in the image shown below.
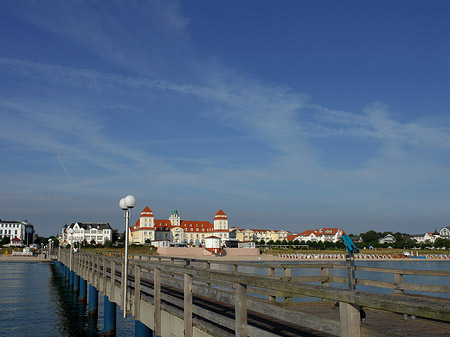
[58,251,450,336]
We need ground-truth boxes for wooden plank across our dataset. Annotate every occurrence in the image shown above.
[110,261,115,301]
[339,302,360,337]
[184,273,193,337]
[235,282,248,337]
[134,265,141,320]
[154,267,161,336]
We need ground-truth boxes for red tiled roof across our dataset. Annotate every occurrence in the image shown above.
[140,206,154,217]
[214,209,228,220]
[215,209,227,216]
[287,234,298,241]
[11,237,21,242]
[142,206,152,213]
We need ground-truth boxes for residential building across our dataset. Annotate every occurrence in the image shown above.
[62,222,113,246]
[440,227,450,240]
[229,227,290,242]
[129,207,230,245]
[378,234,396,245]
[0,218,35,246]
[411,232,439,244]
[291,228,345,243]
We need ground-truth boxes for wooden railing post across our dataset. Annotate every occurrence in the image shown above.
[120,262,125,310]
[268,267,276,302]
[284,267,292,303]
[206,262,211,286]
[154,267,161,336]
[321,267,329,287]
[90,256,94,284]
[110,261,116,301]
[235,282,248,337]
[102,258,107,293]
[394,273,404,294]
[339,302,361,337]
[184,273,193,337]
[134,265,141,321]
[96,257,100,288]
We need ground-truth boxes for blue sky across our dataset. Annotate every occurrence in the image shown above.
[1,1,450,237]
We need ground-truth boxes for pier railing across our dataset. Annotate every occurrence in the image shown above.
[59,251,450,337]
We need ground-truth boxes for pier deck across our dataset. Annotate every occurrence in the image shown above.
[59,251,450,336]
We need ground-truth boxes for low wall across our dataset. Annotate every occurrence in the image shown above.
[157,247,213,256]
[223,248,260,256]
[157,247,260,257]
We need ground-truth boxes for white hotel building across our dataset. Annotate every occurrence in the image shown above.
[0,218,35,246]
[62,222,113,246]
[129,207,229,245]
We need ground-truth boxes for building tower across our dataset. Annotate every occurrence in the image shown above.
[139,207,155,228]
[213,210,228,231]
[169,209,180,226]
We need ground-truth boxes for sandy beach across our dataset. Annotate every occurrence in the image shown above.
[156,253,450,262]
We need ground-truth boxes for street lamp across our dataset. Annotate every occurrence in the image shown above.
[69,228,74,270]
[48,238,53,259]
[119,194,136,318]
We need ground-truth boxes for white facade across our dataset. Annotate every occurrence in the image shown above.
[62,222,113,246]
[0,218,35,245]
[130,208,230,245]
[293,228,345,243]
[411,232,439,244]
[440,227,450,240]
[378,234,396,244]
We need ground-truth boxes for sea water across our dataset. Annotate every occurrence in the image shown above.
[0,261,134,337]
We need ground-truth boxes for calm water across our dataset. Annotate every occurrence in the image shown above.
[0,261,134,337]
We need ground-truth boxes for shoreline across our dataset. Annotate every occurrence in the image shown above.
[0,256,49,262]
[156,253,450,262]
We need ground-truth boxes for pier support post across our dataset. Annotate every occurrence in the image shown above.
[88,284,98,316]
[79,277,87,302]
[65,266,69,281]
[69,270,74,286]
[104,295,116,336]
[235,282,248,337]
[135,320,152,337]
[339,302,361,337]
[73,273,79,293]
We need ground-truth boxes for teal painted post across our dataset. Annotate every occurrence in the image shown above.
[88,284,98,316]
[65,266,69,281]
[73,273,79,293]
[79,278,87,302]
[135,320,152,337]
[104,296,116,336]
[69,270,74,286]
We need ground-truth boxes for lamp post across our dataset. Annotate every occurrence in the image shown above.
[69,228,74,270]
[48,238,52,259]
[119,194,136,318]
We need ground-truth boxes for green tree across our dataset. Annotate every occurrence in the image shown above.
[1,236,10,246]
[104,239,112,248]
[90,239,96,246]
[112,229,120,243]
[360,230,381,244]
